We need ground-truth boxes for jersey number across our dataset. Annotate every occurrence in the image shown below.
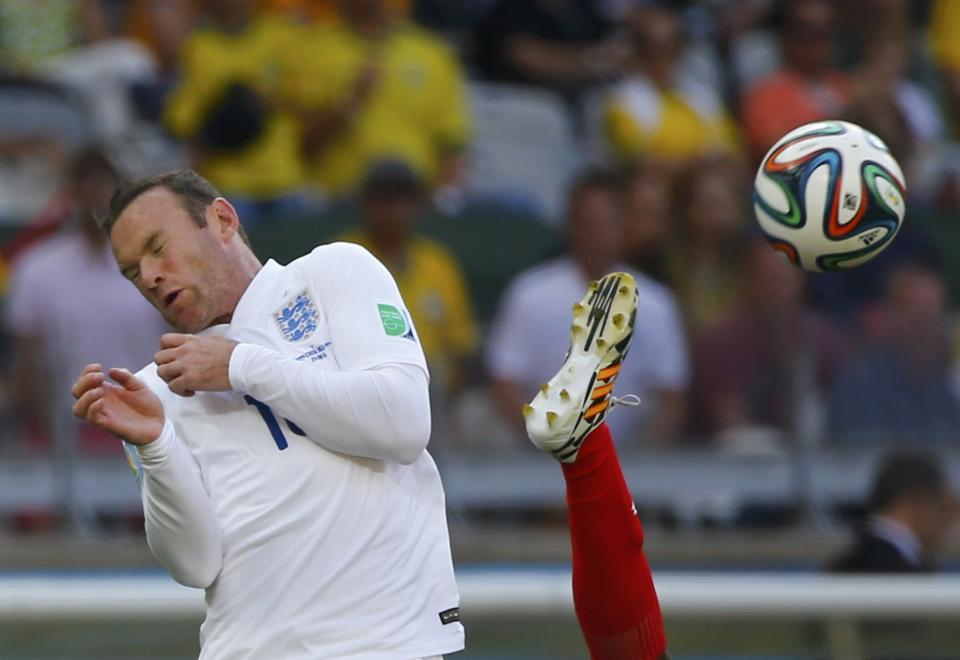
[243,395,306,450]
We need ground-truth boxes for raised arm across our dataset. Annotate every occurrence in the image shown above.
[229,244,432,464]
[72,365,222,588]
[229,349,430,464]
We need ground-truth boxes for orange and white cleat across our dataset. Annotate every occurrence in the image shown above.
[523,272,641,462]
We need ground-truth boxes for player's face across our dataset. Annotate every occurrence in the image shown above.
[111,188,235,333]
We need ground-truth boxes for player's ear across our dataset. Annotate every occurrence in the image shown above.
[209,197,241,243]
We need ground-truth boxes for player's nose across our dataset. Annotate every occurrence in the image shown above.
[139,259,165,292]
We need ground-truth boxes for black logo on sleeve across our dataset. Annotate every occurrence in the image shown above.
[438,607,460,625]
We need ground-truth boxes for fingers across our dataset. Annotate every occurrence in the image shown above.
[71,370,105,400]
[87,397,107,425]
[156,362,183,384]
[72,386,104,420]
[166,376,195,398]
[158,363,194,396]
[154,348,178,365]
[108,367,146,391]
[160,333,191,349]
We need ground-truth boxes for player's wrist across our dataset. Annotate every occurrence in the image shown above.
[227,342,258,392]
[135,419,175,462]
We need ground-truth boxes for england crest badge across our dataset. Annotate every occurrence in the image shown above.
[273,290,319,342]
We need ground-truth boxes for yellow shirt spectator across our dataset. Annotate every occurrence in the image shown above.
[165,15,304,199]
[930,0,960,70]
[284,19,469,195]
[604,76,739,163]
[259,0,409,23]
[342,230,477,382]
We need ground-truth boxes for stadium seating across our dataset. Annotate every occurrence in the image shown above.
[464,82,580,223]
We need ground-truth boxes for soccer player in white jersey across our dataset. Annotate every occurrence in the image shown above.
[70,170,463,660]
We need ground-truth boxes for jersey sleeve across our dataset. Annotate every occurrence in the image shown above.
[134,418,223,589]
[226,243,432,464]
[304,242,428,374]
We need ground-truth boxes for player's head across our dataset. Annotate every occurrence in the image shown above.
[100,169,260,333]
[869,451,957,554]
[565,167,624,277]
[359,160,425,247]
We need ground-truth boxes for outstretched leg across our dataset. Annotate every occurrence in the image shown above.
[524,272,667,660]
[562,423,665,659]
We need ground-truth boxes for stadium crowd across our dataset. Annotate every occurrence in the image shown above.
[3,0,960,479]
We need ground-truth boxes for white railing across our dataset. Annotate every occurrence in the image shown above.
[4,570,959,659]
[4,570,960,620]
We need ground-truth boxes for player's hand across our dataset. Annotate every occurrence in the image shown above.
[71,364,165,445]
[154,333,238,397]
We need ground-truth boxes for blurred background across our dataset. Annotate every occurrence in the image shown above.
[2,0,960,658]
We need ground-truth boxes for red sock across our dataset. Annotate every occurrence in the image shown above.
[561,423,667,660]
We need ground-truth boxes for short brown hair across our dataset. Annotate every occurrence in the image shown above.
[100,169,251,247]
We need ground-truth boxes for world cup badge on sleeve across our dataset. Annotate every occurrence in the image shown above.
[273,290,319,342]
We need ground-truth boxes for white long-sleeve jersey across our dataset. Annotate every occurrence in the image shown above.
[124,243,464,660]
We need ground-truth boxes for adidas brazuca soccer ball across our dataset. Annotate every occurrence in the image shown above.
[753,120,907,272]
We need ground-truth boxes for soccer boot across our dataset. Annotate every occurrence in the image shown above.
[523,272,640,462]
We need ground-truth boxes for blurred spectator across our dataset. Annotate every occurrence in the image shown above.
[603,6,738,166]
[0,0,100,218]
[0,0,107,72]
[126,0,195,125]
[830,451,958,572]
[829,264,960,445]
[922,0,960,209]
[44,33,158,147]
[717,0,782,99]
[666,157,748,341]
[740,0,850,163]
[285,0,469,199]
[487,168,689,445]
[690,238,847,447]
[0,1,160,144]
[3,148,168,451]
[930,0,960,138]
[164,0,308,223]
[472,0,627,103]
[845,30,945,189]
[341,160,477,397]
[260,0,410,23]
[620,159,671,284]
